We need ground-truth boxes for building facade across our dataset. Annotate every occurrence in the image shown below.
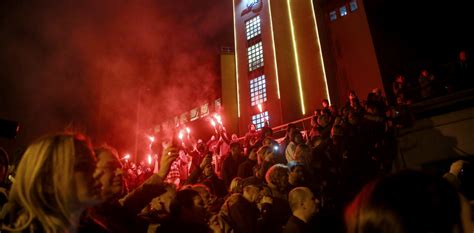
[225,0,383,135]
[229,0,332,134]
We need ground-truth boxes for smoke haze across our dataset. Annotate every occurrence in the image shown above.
[0,0,233,154]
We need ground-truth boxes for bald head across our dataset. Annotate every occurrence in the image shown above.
[289,187,313,212]
[289,187,319,222]
[450,160,466,176]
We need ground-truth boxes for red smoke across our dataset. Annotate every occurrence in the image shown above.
[0,0,233,156]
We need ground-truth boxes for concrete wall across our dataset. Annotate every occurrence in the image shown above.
[315,0,383,107]
[396,107,474,169]
[220,52,239,135]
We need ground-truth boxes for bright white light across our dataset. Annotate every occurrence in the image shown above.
[148,136,155,143]
[214,114,223,125]
[147,155,152,165]
[123,154,131,160]
[186,127,191,134]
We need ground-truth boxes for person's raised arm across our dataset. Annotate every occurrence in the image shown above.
[119,145,179,212]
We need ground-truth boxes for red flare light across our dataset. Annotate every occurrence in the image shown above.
[123,154,131,160]
[186,127,191,134]
[148,136,155,142]
[214,114,223,125]
[257,103,263,113]
[178,131,184,140]
[210,119,216,127]
[147,154,152,165]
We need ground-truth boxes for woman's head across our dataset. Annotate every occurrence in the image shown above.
[257,145,271,164]
[345,170,472,233]
[95,145,125,200]
[229,177,243,194]
[7,133,101,232]
[191,184,213,208]
[265,164,289,191]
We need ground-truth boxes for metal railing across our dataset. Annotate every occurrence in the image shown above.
[237,115,314,142]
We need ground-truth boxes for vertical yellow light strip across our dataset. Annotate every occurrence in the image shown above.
[287,0,306,115]
[232,0,241,117]
[267,0,281,99]
[310,0,331,105]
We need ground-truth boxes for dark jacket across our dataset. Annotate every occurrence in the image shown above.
[84,174,169,233]
[237,159,257,179]
[228,195,260,233]
[283,215,310,233]
[186,166,227,198]
[222,155,245,187]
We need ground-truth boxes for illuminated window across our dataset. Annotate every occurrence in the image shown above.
[339,6,348,17]
[249,75,267,106]
[329,11,337,21]
[252,111,269,130]
[248,42,264,71]
[350,0,358,12]
[245,16,261,40]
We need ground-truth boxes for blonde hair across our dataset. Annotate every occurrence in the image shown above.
[2,133,92,233]
[265,164,289,186]
[228,177,243,194]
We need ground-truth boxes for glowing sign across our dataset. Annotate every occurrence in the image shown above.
[200,103,209,117]
[190,107,199,121]
[242,0,262,16]
[180,113,188,124]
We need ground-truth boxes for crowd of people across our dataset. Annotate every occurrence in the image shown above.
[392,49,473,105]
[0,77,472,233]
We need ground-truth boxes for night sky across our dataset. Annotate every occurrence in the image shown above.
[0,0,234,156]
